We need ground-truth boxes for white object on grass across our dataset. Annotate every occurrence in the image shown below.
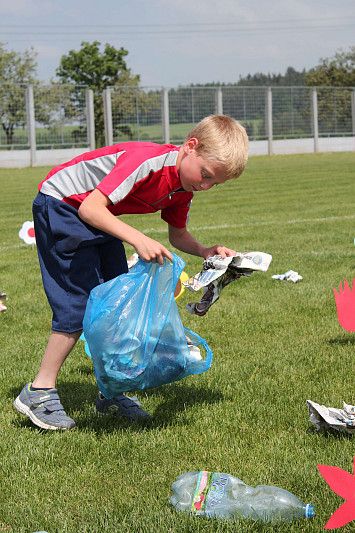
[272,270,302,283]
[19,221,36,245]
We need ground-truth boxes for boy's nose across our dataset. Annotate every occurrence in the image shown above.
[200,182,213,191]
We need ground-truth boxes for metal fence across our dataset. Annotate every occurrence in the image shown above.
[104,85,355,146]
[0,83,92,150]
[33,84,89,148]
[0,83,354,165]
[0,83,29,148]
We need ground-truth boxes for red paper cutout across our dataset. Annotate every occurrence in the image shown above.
[28,227,35,238]
[318,456,355,529]
[333,278,355,332]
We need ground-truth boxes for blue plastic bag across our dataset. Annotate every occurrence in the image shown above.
[82,253,213,398]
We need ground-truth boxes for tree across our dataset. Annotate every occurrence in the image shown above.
[0,43,38,145]
[305,47,355,135]
[305,46,355,87]
[56,41,140,146]
[236,67,306,87]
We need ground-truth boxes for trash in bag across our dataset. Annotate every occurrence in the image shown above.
[127,252,189,302]
[82,253,213,398]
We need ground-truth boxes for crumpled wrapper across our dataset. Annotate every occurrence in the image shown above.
[0,289,7,312]
[307,399,355,434]
[272,270,302,283]
[184,251,272,316]
[127,253,139,269]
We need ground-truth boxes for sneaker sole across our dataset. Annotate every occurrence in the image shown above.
[13,396,73,431]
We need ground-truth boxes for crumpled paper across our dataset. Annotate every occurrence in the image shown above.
[272,270,303,283]
[0,289,7,312]
[307,399,355,434]
[127,253,139,269]
[184,251,272,316]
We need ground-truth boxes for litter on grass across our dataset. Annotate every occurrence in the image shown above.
[184,251,272,316]
[307,400,355,434]
[272,270,303,283]
[0,289,7,312]
[18,221,36,245]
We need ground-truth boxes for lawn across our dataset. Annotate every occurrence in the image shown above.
[0,152,354,532]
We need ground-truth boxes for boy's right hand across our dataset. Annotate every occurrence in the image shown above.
[78,190,172,265]
[134,235,173,265]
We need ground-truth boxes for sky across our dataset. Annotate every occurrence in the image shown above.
[0,0,354,87]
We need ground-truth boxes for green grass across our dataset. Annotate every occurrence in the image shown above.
[0,152,355,532]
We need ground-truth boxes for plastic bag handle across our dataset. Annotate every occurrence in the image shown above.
[184,326,213,371]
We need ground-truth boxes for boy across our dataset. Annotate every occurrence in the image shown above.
[13,115,248,430]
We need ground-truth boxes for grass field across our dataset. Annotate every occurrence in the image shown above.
[0,152,354,532]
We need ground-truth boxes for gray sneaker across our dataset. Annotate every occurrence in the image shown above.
[95,392,151,421]
[13,383,76,430]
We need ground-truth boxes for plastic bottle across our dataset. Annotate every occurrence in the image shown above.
[170,471,315,523]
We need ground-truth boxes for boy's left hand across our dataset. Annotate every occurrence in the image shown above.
[203,245,236,259]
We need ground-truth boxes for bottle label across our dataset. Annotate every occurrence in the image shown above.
[190,471,228,514]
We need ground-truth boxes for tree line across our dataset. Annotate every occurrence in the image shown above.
[1,41,354,147]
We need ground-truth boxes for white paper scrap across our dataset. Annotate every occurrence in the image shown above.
[272,270,303,283]
[307,400,355,434]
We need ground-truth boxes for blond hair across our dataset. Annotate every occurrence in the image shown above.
[184,115,249,179]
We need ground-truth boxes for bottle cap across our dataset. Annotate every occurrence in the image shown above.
[305,504,315,518]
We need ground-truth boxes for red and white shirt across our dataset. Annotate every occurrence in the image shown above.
[39,142,193,228]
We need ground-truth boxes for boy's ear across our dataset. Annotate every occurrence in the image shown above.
[184,137,199,153]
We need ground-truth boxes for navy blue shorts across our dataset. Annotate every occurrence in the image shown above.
[33,192,128,333]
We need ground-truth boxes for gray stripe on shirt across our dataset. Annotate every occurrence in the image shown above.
[109,151,179,204]
[40,153,121,200]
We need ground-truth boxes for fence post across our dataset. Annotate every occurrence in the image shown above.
[162,88,170,144]
[352,89,355,135]
[311,87,319,153]
[216,87,223,115]
[266,87,273,155]
[25,85,36,166]
[103,88,113,146]
[86,88,95,150]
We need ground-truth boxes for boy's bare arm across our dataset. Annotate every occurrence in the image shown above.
[168,225,236,259]
[78,189,172,264]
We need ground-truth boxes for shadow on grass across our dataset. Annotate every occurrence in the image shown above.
[306,425,355,440]
[10,380,224,434]
[328,335,355,346]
